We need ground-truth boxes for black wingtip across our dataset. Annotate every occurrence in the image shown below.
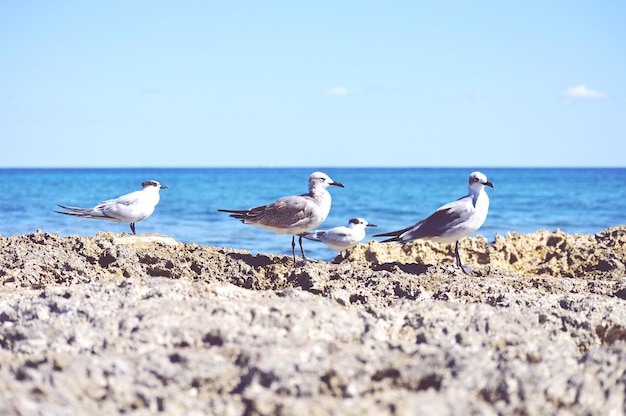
[372,231,403,243]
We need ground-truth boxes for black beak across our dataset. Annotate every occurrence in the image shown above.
[160,185,169,189]
[367,223,378,227]
[484,181,494,188]
[331,181,345,188]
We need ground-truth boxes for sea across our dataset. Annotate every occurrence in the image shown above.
[1,168,624,261]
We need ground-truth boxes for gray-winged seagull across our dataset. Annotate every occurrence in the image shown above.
[218,171,344,263]
[374,171,493,274]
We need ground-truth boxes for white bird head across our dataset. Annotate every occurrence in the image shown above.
[308,172,344,190]
[348,218,377,228]
[468,172,493,192]
[142,180,168,190]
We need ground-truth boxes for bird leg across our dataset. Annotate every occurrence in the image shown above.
[130,223,136,235]
[298,235,308,261]
[291,235,297,264]
[455,240,472,275]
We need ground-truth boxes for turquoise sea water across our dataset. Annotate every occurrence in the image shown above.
[1,168,624,261]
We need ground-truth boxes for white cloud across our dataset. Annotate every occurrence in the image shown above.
[324,87,349,96]
[563,85,607,99]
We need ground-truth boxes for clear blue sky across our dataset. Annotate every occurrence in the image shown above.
[2,1,624,167]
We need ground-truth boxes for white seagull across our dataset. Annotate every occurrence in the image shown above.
[218,171,344,263]
[55,180,168,235]
[374,171,494,274]
[302,218,377,253]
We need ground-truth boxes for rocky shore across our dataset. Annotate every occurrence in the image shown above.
[1,226,625,415]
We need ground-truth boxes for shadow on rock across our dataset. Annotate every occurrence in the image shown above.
[372,262,431,275]
[226,252,287,268]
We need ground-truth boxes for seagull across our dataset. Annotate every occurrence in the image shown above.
[55,180,168,235]
[374,171,493,274]
[302,218,377,253]
[218,171,344,263]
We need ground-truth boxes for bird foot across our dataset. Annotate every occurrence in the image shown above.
[293,256,319,268]
[459,263,473,275]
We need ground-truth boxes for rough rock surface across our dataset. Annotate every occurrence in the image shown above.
[1,226,625,415]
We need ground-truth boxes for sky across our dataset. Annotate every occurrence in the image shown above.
[1,1,625,168]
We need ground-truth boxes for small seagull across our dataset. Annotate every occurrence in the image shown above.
[374,171,493,274]
[218,171,344,263]
[55,180,168,235]
[302,218,377,253]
